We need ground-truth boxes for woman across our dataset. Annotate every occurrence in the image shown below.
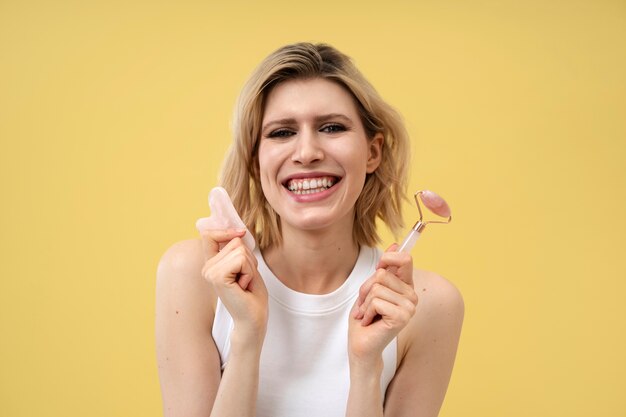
[156,43,464,417]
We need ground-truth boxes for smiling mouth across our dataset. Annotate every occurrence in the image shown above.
[283,176,340,195]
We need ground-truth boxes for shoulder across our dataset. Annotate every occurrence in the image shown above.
[386,270,464,414]
[156,238,218,313]
[155,241,223,412]
[413,269,464,319]
[402,269,464,352]
[157,238,205,277]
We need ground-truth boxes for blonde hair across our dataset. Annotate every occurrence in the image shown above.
[220,42,410,249]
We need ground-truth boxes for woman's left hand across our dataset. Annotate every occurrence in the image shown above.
[348,244,418,367]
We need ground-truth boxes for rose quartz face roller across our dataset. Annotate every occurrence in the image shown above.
[195,187,256,251]
[398,190,452,253]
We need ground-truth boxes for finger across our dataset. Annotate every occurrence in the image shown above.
[376,250,412,269]
[203,240,254,285]
[356,272,417,319]
[236,271,253,291]
[360,287,416,327]
[356,275,376,308]
[241,266,268,294]
[215,242,259,291]
[358,245,399,302]
[361,297,402,327]
[356,282,384,324]
[360,285,416,321]
[356,268,412,310]
[356,245,412,307]
[205,238,258,286]
[376,252,413,286]
[245,269,266,295]
[235,249,260,291]
[200,228,246,260]
[359,282,416,325]
[380,243,400,274]
[204,236,243,269]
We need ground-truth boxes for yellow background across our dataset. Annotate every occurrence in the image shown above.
[1,0,625,416]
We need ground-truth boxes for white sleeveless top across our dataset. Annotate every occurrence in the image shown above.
[211,245,397,417]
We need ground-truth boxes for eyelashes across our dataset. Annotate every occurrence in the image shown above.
[320,123,346,134]
[266,123,347,139]
[267,129,295,138]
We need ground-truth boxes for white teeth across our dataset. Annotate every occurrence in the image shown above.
[285,176,338,195]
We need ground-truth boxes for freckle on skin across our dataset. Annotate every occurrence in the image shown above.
[176,310,179,314]
[422,288,427,292]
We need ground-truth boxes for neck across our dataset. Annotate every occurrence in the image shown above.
[262,222,360,294]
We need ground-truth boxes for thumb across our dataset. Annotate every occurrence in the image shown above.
[199,228,246,260]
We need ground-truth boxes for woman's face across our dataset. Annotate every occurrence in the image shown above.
[257,77,382,236]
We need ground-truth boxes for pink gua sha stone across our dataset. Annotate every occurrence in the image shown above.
[195,187,256,251]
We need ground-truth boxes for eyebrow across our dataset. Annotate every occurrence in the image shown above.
[261,113,353,133]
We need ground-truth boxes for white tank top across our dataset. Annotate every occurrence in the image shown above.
[211,245,397,417]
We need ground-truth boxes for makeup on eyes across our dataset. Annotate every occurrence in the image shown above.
[262,113,354,137]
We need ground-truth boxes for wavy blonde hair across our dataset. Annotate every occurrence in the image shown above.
[220,42,410,250]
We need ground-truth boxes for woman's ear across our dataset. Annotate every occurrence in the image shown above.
[366,133,384,173]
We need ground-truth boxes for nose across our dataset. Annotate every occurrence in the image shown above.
[291,128,324,165]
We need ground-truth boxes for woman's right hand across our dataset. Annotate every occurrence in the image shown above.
[200,229,268,347]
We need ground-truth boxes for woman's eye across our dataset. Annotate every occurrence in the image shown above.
[320,124,346,133]
[268,129,295,138]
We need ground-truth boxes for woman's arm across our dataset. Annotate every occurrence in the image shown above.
[383,270,464,417]
[156,233,268,417]
[200,232,268,417]
[346,246,418,417]
[156,239,221,417]
[346,247,464,417]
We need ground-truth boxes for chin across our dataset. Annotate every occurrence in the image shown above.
[280,207,354,235]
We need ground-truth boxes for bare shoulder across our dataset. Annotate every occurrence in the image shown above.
[156,239,222,415]
[412,269,464,318]
[386,269,464,414]
[402,269,464,352]
[156,238,217,314]
[157,238,205,278]
[386,269,464,415]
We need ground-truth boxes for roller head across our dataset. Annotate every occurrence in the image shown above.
[419,190,451,218]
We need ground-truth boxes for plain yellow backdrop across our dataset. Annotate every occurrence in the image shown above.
[1,0,625,416]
